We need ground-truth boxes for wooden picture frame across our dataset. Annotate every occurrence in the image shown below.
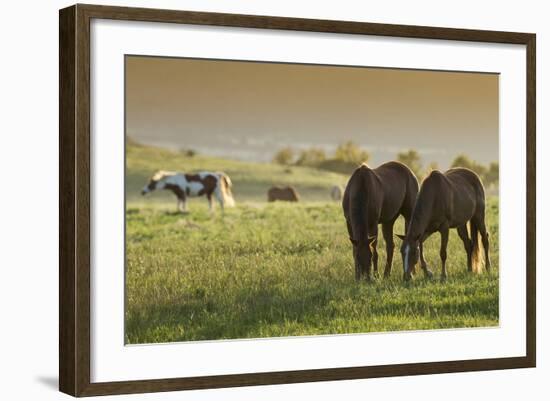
[59,3,536,397]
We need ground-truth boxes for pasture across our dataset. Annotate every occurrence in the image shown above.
[125,143,499,344]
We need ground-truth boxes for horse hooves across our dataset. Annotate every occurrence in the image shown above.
[440,275,447,283]
[424,269,434,279]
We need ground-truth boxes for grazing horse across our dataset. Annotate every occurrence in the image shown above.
[342,162,422,281]
[141,170,235,213]
[267,186,300,202]
[330,185,343,201]
[398,168,490,282]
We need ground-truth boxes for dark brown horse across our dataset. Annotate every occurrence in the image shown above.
[343,162,422,281]
[398,168,491,282]
[267,186,300,202]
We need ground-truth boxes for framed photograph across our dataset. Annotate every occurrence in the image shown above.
[59,4,536,397]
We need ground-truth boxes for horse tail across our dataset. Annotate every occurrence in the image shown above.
[470,220,483,274]
[218,172,235,207]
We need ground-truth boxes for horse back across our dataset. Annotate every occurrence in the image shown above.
[342,165,382,239]
[343,162,418,239]
[445,168,485,200]
[444,168,485,225]
[373,162,419,221]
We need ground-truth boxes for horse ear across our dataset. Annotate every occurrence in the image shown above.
[395,234,406,241]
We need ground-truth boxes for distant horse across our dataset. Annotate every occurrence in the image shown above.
[267,186,300,202]
[398,168,490,282]
[141,170,235,213]
[343,162,423,281]
[330,185,343,201]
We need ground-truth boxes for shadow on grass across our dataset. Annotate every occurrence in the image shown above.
[125,270,498,344]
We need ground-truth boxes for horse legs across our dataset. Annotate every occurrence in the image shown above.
[472,206,491,271]
[366,226,378,279]
[478,220,491,271]
[210,186,227,214]
[472,199,491,271]
[457,224,473,272]
[177,197,188,213]
[214,188,225,213]
[382,222,395,278]
[439,226,449,282]
[418,240,433,279]
[207,193,213,212]
[400,217,417,275]
[371,237,379,278]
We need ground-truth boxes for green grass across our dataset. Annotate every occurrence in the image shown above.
[127,141,348,202]
[125,143,499,344]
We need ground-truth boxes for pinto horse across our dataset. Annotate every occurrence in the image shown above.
[141,170,235,213]
[398,168,490,282]
[343,162,422,281]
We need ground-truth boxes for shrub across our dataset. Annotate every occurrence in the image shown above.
[334,141,370,165]
[451,154,487,177]
[273,147,295,165]
[484,162,499,187]
[295,147,326,166]
[397,149,422,178]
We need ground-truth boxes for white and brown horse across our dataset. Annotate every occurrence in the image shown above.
[141,171,235,212]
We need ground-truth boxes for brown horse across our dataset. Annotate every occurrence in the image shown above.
[343,162,422,281]
[398,168,491,282]
[267,186,300,202]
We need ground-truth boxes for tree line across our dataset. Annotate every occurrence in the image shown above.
[273,141,498,187]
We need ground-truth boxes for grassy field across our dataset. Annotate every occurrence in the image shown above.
[126,140,348,202]
[125,142,499,344]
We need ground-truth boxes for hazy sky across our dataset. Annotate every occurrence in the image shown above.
[126,56,498,168]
